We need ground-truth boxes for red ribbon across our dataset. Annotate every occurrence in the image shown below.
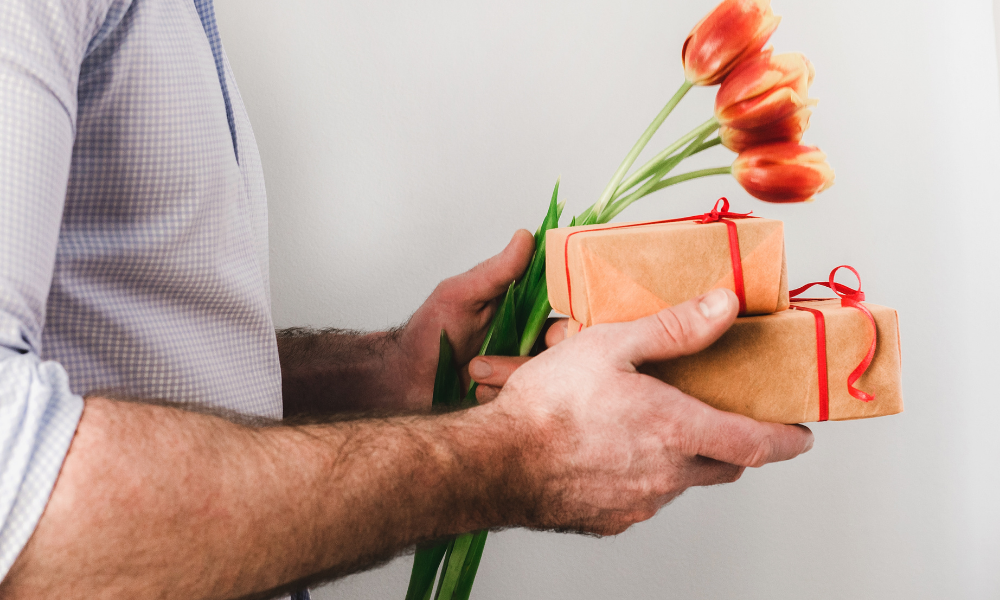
[789,265,877,422]
[564,198,754,321]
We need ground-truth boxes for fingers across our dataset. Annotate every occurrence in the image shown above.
[683,456,746,488]
[476,385,501,403]
[685,401,815,467]
[447,230,535,304]
[606,288,739,368]
[544,318,570,347]
[469,355,531,387]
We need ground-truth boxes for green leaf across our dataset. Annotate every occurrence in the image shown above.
[432,330,462,408]
[518,281,552,356]
[451,530,489,600]
[432,539,456,598]
[465,283,519,404]
[434,533,475,600]
[405,543,449,600]
[515,179,562,331]
[483,283,519,357]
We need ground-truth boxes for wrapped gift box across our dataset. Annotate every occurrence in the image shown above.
[644,297,902,423]
[546,207,789,327]
[566,296,903,424]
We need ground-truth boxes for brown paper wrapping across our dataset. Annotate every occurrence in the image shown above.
[638,299,902,423]
[546,218,789,327]
[567,300,903,423]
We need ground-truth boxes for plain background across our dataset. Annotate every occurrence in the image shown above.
[214,0,1000,598]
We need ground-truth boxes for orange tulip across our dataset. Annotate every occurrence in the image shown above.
[682,0,781,86]
[719,106,812,152]
[715,50,816,130]
[732,142,834,203]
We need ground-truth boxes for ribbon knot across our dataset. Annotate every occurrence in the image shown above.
[699,197,753,224]
[828,265,865,306]
[789,265,878,419]
[790,265,867,308]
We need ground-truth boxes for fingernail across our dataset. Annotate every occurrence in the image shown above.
[698,289,731,320]
[470,359,493,379]
[804,435,815,453]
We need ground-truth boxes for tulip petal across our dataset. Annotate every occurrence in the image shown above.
[716,51,816,130]
[732,142,835,203]
[683,0,781,86]
[718,87,808,129]
[719,107,812,152]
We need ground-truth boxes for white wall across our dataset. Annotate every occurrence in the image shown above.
[214,0,1000,598]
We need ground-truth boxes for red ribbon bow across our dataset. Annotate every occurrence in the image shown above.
[697,198,753,314]
[699,196,753,224]
[564,198,754,321]
[789,265,877,422]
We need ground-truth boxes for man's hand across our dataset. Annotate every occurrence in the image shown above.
[391,229,535,409]
[479,288,814,534]
[277,230,535,416]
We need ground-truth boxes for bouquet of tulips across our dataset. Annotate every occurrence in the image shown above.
[405,1,835,598]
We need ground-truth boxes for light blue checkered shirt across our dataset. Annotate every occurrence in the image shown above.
[0,0,287,583]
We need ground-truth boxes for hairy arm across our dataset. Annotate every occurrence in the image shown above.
[277,327,408,417]
[1,291,814,600]
[0,397,523,600]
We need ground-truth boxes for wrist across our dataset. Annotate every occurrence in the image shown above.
[442,402,541,531]
[374,328,414,405]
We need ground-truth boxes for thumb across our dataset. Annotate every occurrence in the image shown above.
[608,288,739,368]
[448,229,535,304]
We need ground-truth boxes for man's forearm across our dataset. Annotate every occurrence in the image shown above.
[0,397,523,600]
[277,327,412,417]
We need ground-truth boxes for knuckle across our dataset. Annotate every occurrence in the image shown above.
[433,277,460,302]
[653,309,693,349]
[629,507,658,525]
[604,518,633,536]
[654,474,681,499]
[744,439,774,468]
[656,417,688,454]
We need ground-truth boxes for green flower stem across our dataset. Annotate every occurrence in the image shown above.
[646,166,733,194]
[611,116,720,200]
[601,125,716,222]
[602,165,731,224]
[602,157,684,222]
[575,135,722,228]
[590,80,693,221]
[683,134,723,156]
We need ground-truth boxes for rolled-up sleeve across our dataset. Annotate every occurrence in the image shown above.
[0,0,115,578]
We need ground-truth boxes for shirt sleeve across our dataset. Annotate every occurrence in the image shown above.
[0,0,119,579]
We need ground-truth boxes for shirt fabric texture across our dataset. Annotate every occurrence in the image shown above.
[0,0,292,591]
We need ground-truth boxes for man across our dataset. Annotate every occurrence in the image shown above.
[0,1,813,598]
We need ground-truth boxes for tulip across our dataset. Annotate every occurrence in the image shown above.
[732,142,834,203]
[715,50,816,130]
[720,106,812,152]
[683,0,781,86]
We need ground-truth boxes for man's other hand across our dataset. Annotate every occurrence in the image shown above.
[479,288,814,535]
[394,229,535,409]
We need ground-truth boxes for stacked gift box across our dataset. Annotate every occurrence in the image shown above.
[545,198,903,424]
